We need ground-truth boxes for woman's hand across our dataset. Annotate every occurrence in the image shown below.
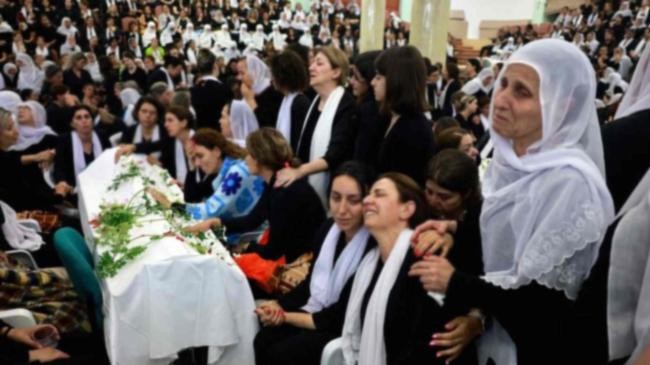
[29,348,70,362]
[54,181,73,197]
[183,218,221,234]
[430,315,483,363]
[274,167,302,188]
[254,300,285,327]
[408,255,455,293]
[146,154,162,167]
[8,324,60,349]
[412,230,454,258]
[411,220,457,244]
[146,187,172,208]
[115,144,136,162]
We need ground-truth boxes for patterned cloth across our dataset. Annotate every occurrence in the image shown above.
[0,252,91,334]
[186,157,264,222]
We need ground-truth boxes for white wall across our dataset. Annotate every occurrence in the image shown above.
[450,0,537,39]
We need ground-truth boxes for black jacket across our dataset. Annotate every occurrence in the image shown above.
[190,77,231,130]
[53,132,111,187]
[254,85,284,128]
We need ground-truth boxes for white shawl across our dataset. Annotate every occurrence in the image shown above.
[174,130,195,183]
[72,131,103,178]
[615,47,650,119]
[0,201,44,251]
[341,229,412,365]
[276,93,297,143]
[298,86,345,207]
[133,124,160,144]
[302,225,369,313]
[10,101,56,152]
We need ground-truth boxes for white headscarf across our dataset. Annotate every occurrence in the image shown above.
[229,100,259,147]
[479,39,616,361]
[16,53,44,91]
[245,55,271,95]
[602,67,629,96]
[57,17,77,38]
[215,23,232,48]
[461,68,494,96]
[120,88,142,127]
[160,22,176,46]
[615,47,650,119]
[0,201,44,251]
[239,24,252,46]
[251,25,266,51]
[142,21,158,48]
[199,25,214,48]
[10,101,56,151]
[182,23,197,45]
[0,91,21,115]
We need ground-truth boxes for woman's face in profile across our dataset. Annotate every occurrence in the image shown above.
[491,63,542,148]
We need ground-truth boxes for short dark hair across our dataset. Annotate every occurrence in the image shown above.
[445,62,460,80]
[330,161,376,200]
[467,58,482,73]
[166,105,194,129]
[123,50,136,59]
[285,43,310,68]
[132,95,164,124]
[426,149,481,209]
[433,116,460,141]
[51,84,69,97]
[71,104,95,120]
[270,50,308,92]
[164,55,183,68]
[196,48,216,75]
[375,46,428,116]
[378,172,428,228]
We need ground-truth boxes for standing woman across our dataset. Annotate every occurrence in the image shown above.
[269,50,311,151]
[276,46,357,207]
[372,45,435,186]
[160,106,195,186]
[236,54,284,128]
[53,105,111,189]
[409,39,614,364]
[440,62,461,117]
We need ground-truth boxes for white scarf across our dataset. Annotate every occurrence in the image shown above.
[341,229,412,365]
[298,86,345,207]
[302,225,369,313]
[0,201,44,251]
[276,92,297,143]
[10,101,56,151]
[72,131,103,178]
[133,124,160,144]
[174,130,194,183]
[615,47,650,119]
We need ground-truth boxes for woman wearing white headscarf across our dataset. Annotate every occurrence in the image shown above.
[56,17,78,39]
[238,24,252,49]
[409,39,614,364]
[460,68,495,99]
[0,90,21,115]
[599,67,629,106]
[215,23,232,49]
[198,24,214,49]
[142,21,158,48]
[160,22,176,47]
[16,53,45,92]
[1,63,18,90]
[237,55,284,129]
[250,24,266,51]
[182,22,197,45]
[221,99,259,147]
[271,24,287,51]
[10,101,57,153]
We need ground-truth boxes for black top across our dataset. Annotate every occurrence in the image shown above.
[46,103,74,135]
[0,149,63,211]
[376,113,435,186]
[119,124,169,146]
[146,68,171,91]
[353,97,386,168]
[190,77,232,130]
[53,132,111,187]
[120,67,148,92]
[447,201,484,276]
[441,80,461,117]
[456,114,485,140]
[295,91,357,171]
[0,320,29,364]
[288,93,311,152]
[254,85,284,128]
[63,69,94,99]
[184,169,217,203]
[222,174,326,262]
[602,108,650,211]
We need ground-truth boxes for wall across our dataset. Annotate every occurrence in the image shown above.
[450,0,538,39]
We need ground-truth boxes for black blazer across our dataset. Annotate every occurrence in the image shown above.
[53,132,111,186]
[288,93,311,151]
[353,97,385,168]
[296,91,358,172]
[222,174,326,262]
[190,77,231,130]
[376,113,435,187]
[602,108,650,211]
[441,80,461,117]
[63,69,94,99]
[254,85,284,128]
[120,67,148,92]
[120,124,169,145]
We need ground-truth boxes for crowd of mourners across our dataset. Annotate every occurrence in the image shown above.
[1,0,650,364]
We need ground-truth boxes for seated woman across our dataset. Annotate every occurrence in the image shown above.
[53,105,111,191]
[340,173,472,365]
[13,101,58,154]
[253,161,375,365]
[118,96,167,148]
[187,128,325,263]
[435,127,479,163]
[183,128,264,221]
[372,46,435,186]
[219,99,260,148]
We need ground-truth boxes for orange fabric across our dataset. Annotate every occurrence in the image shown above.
[234,253,285,293]
[257,228,270,246]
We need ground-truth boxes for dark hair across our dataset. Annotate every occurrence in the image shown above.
[467,58,482,74]
[330,161,375,199]
[71,104,94,119]
[433,116,460,141]
[19,89,34,101]
[477,96,490,110]
[426,149,481,208]
[375,46,428,116]
[353,50,381,84]
[246,127,300,171]
[435,127,471,151]
[44,64,62,79]
[132,96,164,124]
[191,128,247,159]
[164,55,183,68]
[285,43,310,68]
[51,84,69,97]
[196,48,216,75]
[378,172,428,228]
[445,62,460,80]
[123,50,136,59]
[270,50,309,92]
[166,105,194,129]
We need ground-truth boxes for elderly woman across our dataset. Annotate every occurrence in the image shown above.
[461,68,494,99]
[11,101,57,154]
[275,46,357,207]
[409,39,614,364]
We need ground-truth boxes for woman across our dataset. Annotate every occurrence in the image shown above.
[236,54,284,129]
[11,101,57,154]
[220,100,259,147]
[341,172,457,364]
[408,39,614,364]
[434,127,478,162]
[62,53,93,99]
[190,128,325,263]
[53,105,111,189]
[118,96,166,147]
[461,68,494,99]
[269,50,311,151]
[351,50,384,168]
[183,128,263,220]
[275,46,357,207]
[254,161,375,365]
[158,106,194,185]
[454,94,484,140]
[16,53,44,93]
[440,62,461,117]
[372,46,435,187]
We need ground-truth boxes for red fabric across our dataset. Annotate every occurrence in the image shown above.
[234,253,285,293]
[257,228,270,246]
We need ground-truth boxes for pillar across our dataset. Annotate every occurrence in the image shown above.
[409,0,451,65]
[532,0,547,24]
[359,0,387,53]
